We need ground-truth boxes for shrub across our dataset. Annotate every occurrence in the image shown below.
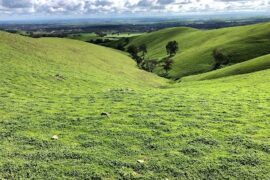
[166,41,179,57]
[212,48,229,69]
[163,58,174,75]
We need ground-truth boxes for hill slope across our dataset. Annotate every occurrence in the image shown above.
[114,22,270,79]
[0,32,270,179]
[181,54,270,81]
[0,31,166,90]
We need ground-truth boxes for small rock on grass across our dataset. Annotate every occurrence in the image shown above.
[101,112,110,118]
[137,160,145,164]
[51,135,59,140]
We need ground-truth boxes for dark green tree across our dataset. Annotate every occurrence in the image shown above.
[166,41,179,57]
[141,59,158,72]
[127,45,143,64]
[116,44,125,51]
[124,38,130,45]
[127,45,139,57]
[163,58,174,74]
[139,44,147,58]
[95,32,106,37]
[212,49,229,70]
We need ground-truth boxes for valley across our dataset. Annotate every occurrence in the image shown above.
[0,21,270,178]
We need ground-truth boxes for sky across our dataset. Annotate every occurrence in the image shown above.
[0,0,270,20]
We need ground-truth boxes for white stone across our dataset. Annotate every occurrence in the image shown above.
[52,135,59,140]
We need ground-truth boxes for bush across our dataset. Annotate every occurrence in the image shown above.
[166,41,179,57]
[163,58,174,75]
[140,59,158,72]
[212,48,229,69]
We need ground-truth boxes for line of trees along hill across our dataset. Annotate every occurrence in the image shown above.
[127,41,179,77]
[126,40,231,78]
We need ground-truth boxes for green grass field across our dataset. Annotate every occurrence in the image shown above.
[0,25,270,179]
[68,32,143,42]
[68,33,98,41]
[112,22,270,79]
[182,54,270,81]
[106,33,143,38]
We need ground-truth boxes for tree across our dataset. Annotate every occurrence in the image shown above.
[141,59,158,72]
[127,45,139,57]
[163,58,173,74]
[95,32,106,37]
[127,45,142,64]
[212,48,229,70]
[139,44,147,58]
[166,41,179,57]
[29,31,34,37]
[116,44,125,51]
[124,38,130,45]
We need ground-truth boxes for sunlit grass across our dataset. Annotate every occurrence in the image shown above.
[0,30,269,179]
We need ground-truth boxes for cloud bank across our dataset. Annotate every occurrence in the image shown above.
[0,0,269,16]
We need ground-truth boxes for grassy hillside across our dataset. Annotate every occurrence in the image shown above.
[0,31,166,89]
[0,32,270,179]
[182,54,270,81]
[115,22,270,79]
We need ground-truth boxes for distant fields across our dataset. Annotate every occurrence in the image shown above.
[68,32,143,42]
[0,24,270,179]
[68,33,98,41]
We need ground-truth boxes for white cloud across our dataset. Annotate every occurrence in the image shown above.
[0,0,269,16]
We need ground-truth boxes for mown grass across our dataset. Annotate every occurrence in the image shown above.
[0,31,270,179]
[115,22,270,79]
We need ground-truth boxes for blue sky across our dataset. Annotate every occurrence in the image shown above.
[0,0,270,20]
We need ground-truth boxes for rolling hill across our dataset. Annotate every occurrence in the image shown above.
[181,54,270,81]
[0,31,166,90]
[0,30,270,179]
[111,22,270,79]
